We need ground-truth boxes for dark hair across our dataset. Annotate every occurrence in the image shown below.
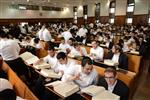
[56,52,67,60]
[81,56,93,67]
[0,89,16,100]
[104,67,117,77]
[113,45,122,52]
[34,38,40,44]
[0,29,7,38]
[48,46,55,51]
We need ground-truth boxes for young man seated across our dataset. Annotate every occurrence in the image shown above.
[97,67,129,100]
[62,56,98,88]
[90,40,104,62]
[106,45,128,70]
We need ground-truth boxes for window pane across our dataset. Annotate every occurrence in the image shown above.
[84,15,87,19]
[110,8,115,13]
[110,18,114,23]
[127,18,133,23]
[127,6,134,12]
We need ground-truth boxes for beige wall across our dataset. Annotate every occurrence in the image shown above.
[0,0,149,19]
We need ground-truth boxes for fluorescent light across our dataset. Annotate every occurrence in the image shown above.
[149,18,150,23]
[19,6,26,10]
[127,18,133,23]
[110,8,115,13]
[127,6,134,12]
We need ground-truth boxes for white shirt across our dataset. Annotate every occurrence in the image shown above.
[62,65,98,89]
[61,31,72,42]
[54,59,76,76]
[43,28,52,42]
[90,46,104,61]
[37,28,44,40]
[0,78,13,92]
[76,28,88,37]
[108,80,117,92]
[112,53,120,64]
[0,39,20,61]
[43,54,57,69]
[58,43,69,53]
[70,47,87,56]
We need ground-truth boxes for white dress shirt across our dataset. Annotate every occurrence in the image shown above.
[62,65,98,89]
[0,39,20,61]
[0,78,13,92]
[76,28,88,37]
[58,43,69,53]
[90,46,104,61]
[61,31,72,42]
[108,80,117,93]
[70,47,87,56]
[43,54,57,69]
[111,53,120,64]
[43,28,52,42]
[53,59,76,76]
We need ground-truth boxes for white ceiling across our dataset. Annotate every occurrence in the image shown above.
[0,0,107,7]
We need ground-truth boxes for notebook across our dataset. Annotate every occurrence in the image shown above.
[45,81,79,97]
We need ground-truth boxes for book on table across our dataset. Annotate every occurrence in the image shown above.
[33,61,51,69]
[81,85,120,100]
[45,81,79,98]
[40,69,61,79]
[20,52,39,65]
[104,59,118,66]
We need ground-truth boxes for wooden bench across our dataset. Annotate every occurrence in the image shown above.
[2,61,38,100]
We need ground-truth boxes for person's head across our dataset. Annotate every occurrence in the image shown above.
[56,52,67,64]
[105,35,110,43]
[67,38,75,46]
[81,56,93,75]
[74,42,81,51]
[91,40,98,49]
[47,46,55,57]
[112,45,122,54]
[0,89,16,100]
[104,67,117,86]
[34,38,40,44]
[0,29,7,39]
[60,37,65,44]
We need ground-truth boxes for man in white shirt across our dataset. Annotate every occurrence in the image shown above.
[90,40,104,61]
[69,42,87,57]
[62,56,98,89]
[35,46,57,69]
[43,25,52,42]
[58,37,69,53]
[61,28,73,42]
[0,30,29,80]
[76,25,88,42]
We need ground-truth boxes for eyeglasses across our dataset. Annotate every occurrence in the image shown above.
[104,77,115,80]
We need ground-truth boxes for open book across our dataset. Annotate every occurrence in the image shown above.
[104,59,118,66]
[20,52,39,65]
[40,69,61,79]
[33,61,51,69]
[92,90,120,100]
[81,85,105,96]
[130,50,139,55]
[45,81,79,97]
